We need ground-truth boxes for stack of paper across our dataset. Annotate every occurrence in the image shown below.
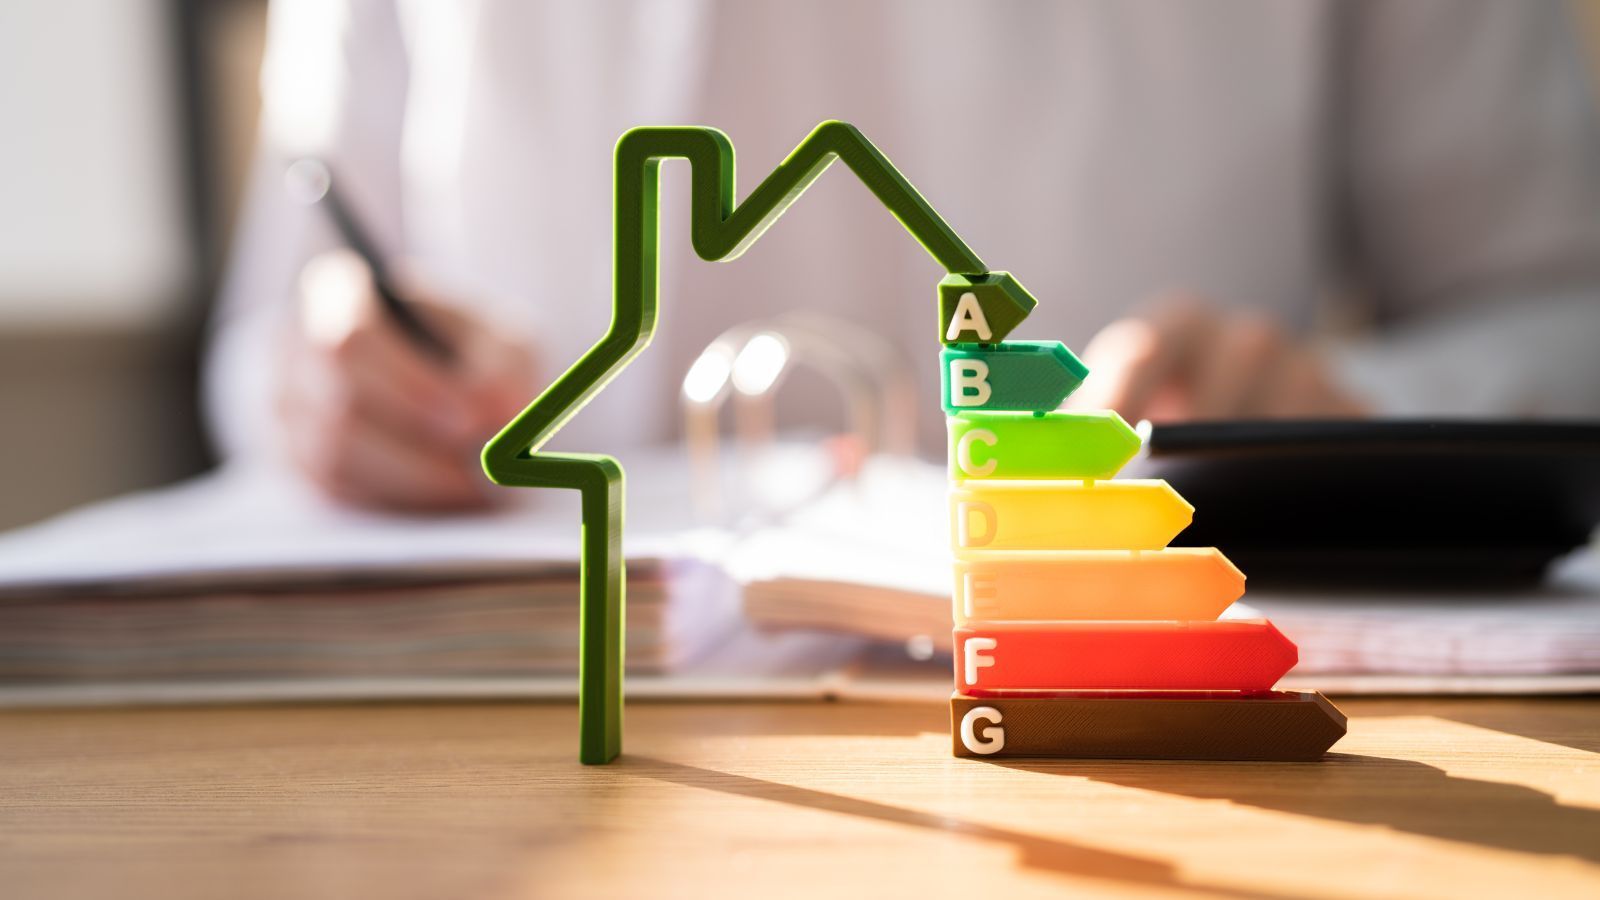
[0,462,740,684]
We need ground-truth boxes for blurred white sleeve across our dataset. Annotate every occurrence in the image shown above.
[202,0,409,465]
[1332,0,1600,418]
[1330,291,1600,418]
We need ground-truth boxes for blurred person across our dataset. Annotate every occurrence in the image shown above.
[209,0,1600,511]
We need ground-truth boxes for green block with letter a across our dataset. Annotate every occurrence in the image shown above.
[938,272,1037,345]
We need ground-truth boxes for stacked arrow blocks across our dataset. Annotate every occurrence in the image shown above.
[938,273,1346,761]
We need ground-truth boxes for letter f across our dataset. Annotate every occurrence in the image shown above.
[964,637,998,687]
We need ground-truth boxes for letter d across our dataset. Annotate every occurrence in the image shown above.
[956,500,996,548]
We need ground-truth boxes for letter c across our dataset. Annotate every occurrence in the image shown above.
[956,428,998,477]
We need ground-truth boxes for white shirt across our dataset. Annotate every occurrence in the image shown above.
[209,0,1600,461]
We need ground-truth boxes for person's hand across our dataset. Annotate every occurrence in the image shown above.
[1065,294,1367,422]
[277,249,537,511]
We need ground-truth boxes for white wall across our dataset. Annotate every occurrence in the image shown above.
[0,0,192,329]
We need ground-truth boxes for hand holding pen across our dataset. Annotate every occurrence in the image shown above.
[277,159,539,512]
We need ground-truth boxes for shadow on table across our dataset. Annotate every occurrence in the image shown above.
[1000,751,1600,864]
[621,700,1600,876]
[626,756,1301,899]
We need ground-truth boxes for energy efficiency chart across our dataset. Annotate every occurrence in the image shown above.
[943,298,1347,759]
[482,119,1345,764]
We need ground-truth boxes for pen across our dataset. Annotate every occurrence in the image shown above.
[285,158,456,363]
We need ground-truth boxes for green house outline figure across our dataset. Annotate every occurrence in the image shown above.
[481,120,1038,764]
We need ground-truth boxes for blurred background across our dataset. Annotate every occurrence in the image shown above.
[3,0,1600,532]
[0,0,265,530]
[0,0,1598,699]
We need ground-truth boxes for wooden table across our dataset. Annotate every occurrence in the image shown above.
[1,698,1597,899]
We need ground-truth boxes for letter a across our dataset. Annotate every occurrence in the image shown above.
[945,292,993,342]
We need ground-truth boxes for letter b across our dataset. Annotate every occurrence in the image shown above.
[949,359,992,408]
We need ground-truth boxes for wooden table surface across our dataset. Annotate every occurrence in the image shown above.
[1,697,1597,899]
